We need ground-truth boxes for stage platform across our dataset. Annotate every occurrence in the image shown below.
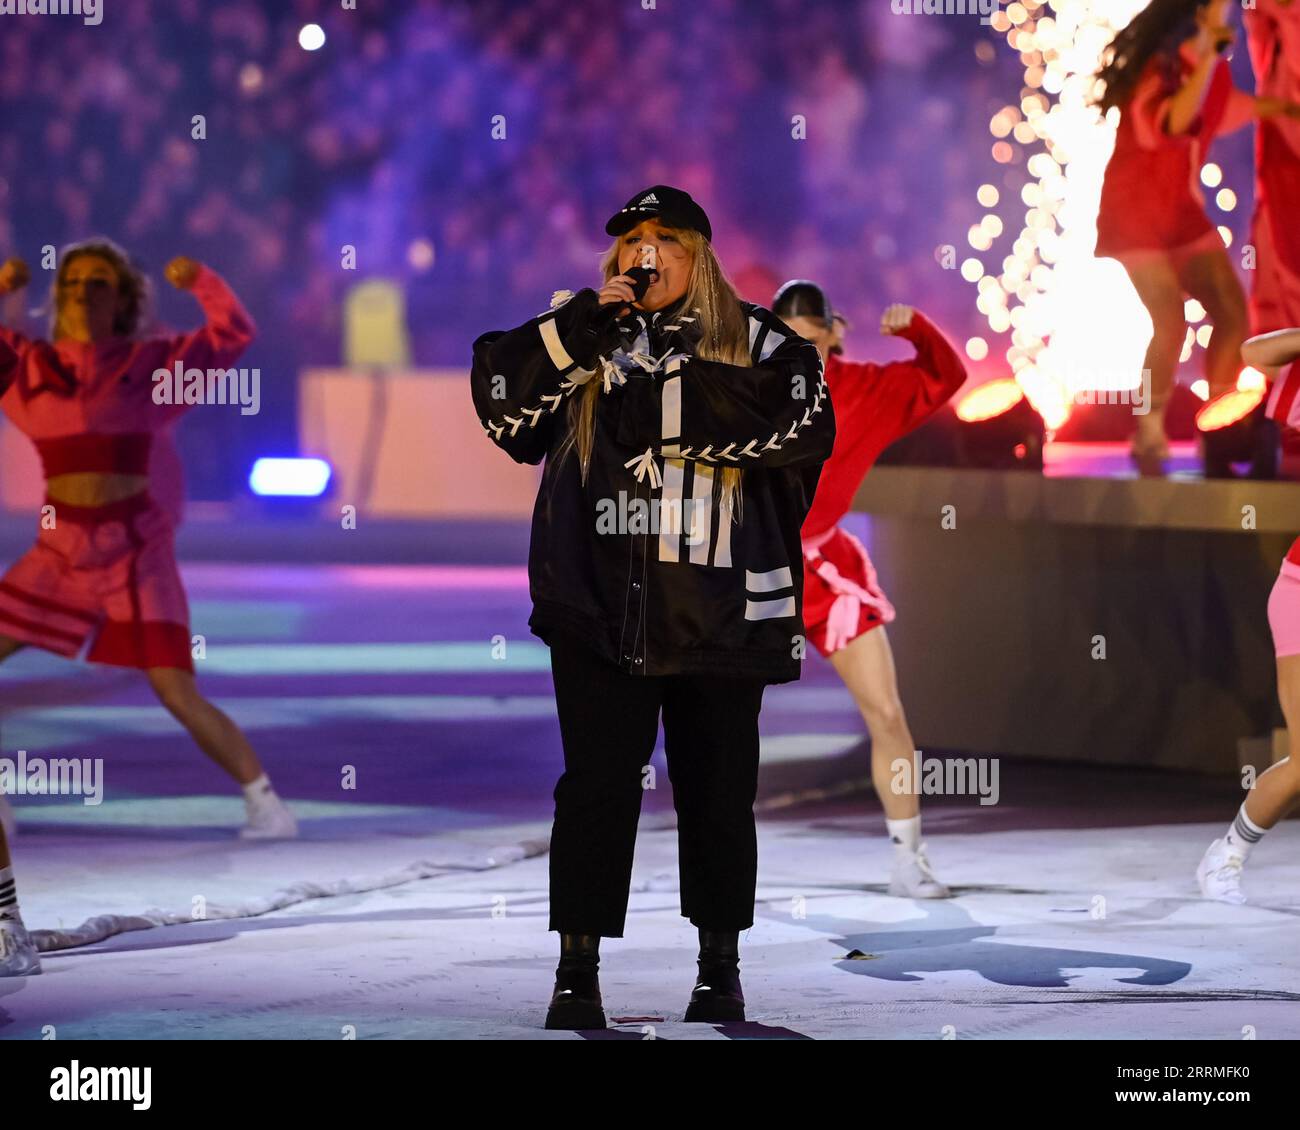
[855,460,1300,772]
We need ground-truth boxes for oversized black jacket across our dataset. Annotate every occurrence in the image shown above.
[470,286,835,684]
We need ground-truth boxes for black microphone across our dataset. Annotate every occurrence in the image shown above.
[587,248,660,333]
[622,264,659,303]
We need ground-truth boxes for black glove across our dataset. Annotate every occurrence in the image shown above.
[563,288,632,372]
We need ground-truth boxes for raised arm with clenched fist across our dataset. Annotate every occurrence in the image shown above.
[164,256,201,291]
[0,258,30,295]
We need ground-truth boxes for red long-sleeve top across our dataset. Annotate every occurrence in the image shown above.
[1246,0,1300,332]
[801,312,967,539]
[0,266,254,485]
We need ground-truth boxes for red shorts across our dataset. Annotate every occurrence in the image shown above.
[0,493,193,671]
[801,525,896,659]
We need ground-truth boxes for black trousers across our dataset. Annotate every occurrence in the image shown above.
[547,630,767,937]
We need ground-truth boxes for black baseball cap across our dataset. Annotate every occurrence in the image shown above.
[772,279,835,328]
[605,185,713,242]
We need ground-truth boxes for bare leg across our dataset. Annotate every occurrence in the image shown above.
[828,627,920,820]
[1123,255,1189,415]
[146,668,263,785]
[1178,248,1249,399]
[1244,653,1300,829]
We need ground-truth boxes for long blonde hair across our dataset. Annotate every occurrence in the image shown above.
[555,228,750,524]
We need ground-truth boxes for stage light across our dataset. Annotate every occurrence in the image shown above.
[1195,386,1272,479]
[954,378,1046,470]
[1239,366,1267,392]
[957,378,1024,422]
[1197,389,1262,432]
[249,457,332,497]
[299,24,326,51]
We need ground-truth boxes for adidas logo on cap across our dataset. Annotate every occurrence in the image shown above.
[639,192,659,205]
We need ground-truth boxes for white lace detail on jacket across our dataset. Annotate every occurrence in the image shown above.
[675,369,829,463]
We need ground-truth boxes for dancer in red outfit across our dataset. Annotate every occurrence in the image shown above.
[1245,0,1300,338]
[0,242,296,840]
[1093,0,1300,473]
[772,282,967,898]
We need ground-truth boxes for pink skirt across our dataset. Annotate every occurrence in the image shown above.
[1269,563,1300,659]
[0,492,193,671]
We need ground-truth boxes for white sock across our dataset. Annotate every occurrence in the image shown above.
[1224,803,1267,860]
[886,816,921,855]
[0,864,20,921]
[242,775,275,805]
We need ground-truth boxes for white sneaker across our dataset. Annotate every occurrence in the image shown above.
[0,915,42,977]
[1197,838,1247,905]
[888,843,952,899]
[239,793,299,841]
[0,792,15,841]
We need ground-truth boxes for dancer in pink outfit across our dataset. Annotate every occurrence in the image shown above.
[0,241,296,845]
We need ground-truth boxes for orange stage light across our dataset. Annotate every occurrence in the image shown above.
[955,378,1025,423]
[1195,387,1265,433]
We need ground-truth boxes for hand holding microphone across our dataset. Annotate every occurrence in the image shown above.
[571,245,660,369]
[595,244,660,322]
[1198,23,1235,58]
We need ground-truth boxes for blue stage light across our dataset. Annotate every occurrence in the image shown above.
[249,458,332,497]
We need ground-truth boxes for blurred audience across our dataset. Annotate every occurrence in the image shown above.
[0,0,1029,495]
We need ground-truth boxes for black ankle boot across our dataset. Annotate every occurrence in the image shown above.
[544,933,607,1030]
[684,928,745,1022]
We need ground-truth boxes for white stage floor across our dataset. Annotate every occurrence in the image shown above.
[4,809,1297,1040]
